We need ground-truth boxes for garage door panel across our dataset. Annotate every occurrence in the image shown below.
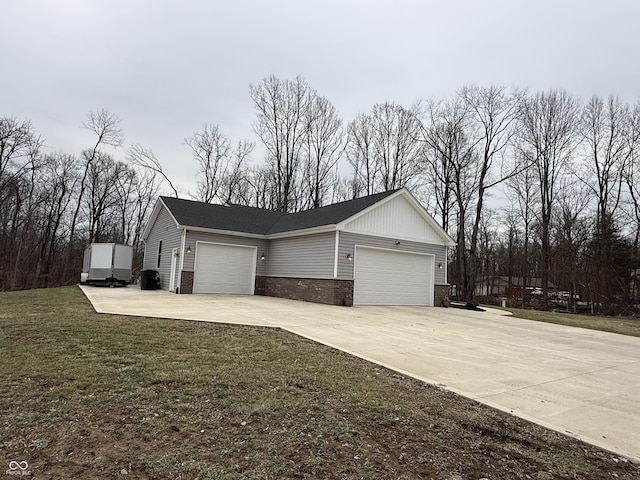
[354,247,433,306]
[193,243,256,294]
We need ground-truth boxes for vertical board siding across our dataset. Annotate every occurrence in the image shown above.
[338,231,448,284]
[344,195,444,244]
[183,231,269,276]
[142,206,182,290]
[267,232,335,279]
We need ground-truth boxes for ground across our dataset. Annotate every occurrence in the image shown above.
[1,287,639,479]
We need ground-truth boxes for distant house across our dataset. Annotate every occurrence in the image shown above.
[141,188,455,306]
[475,276,557,298]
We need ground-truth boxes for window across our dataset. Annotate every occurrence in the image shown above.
[157,241,162,268]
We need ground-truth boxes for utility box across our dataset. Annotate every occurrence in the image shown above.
[81,243,133,286]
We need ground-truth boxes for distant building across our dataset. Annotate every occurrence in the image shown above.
[475,276,557,298]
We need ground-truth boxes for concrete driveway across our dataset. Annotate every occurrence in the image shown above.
[80,285,640,461]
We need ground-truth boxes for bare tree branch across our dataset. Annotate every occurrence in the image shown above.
[127,143,179,198]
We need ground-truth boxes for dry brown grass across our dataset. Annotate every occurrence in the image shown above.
[502,307,640,337]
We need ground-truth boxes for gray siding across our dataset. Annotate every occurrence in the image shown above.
[183,231,269,276]
[267,232,335,279]
[143,206,182,290]
[338,231,448,284]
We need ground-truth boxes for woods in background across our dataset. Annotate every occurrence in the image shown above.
[2,76,639,314]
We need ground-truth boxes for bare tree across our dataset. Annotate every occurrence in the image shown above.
[188,124,230,202]
[85,153,130,242]
[250,75,311,212]
[302,94,345,208]
[244,164,277,210]
[624,100,640,249]
[577,96,634,305]
[0,117,44,290]
[459,85,520,302]
[67,109,124,277]
[346,112,376,196]
[128,143,179,197]
[128,169,162,250]
[34,152,79,285]
[0,117,43,185]
[331,175,361,202]
[187,124,253,204]
[552,177,590,311]
[112,164,138,244]
[420,95,477,300]
[419,98,472,232]
[506,162,539,307]
[517,89,580,307]
[223,139,254,205]
[580,96,632,228]
[371,102,423,191]
[346,102,423,198]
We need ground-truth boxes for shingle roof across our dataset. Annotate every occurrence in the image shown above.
[160,189,400,236]
[160,197,288,235]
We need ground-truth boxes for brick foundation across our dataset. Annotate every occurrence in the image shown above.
[181,272,441,308]
[254,275,266,295]
[179,271,194,294]
[258,276,354,306]
[434,284,450,307]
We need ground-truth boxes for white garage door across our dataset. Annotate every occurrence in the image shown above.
[353,246,434,306]
[193,242,256,294]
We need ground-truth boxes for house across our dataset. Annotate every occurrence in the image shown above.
[141,188,455,306]
[475,276,558,298]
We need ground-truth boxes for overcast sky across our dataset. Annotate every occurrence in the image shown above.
[2,0,639,194]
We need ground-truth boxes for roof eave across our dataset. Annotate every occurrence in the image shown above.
[265,224,337,239]
[183,225,267,239]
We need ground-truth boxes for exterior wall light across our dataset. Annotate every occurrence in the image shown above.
[438,263,443,269]
[186,245,192,254]
[346,253,353,261]
[260,253,266,261]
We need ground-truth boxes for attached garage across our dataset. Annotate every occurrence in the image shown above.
[353,246,434,306]
[193,242,257,294]
[143,189,454,305]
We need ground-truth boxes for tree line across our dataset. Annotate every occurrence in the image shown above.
[2,75,639,314]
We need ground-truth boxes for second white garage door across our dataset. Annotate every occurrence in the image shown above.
[353,246,434,306]
[193,242,256,294]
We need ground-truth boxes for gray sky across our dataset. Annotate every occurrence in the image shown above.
[2,0,639,194]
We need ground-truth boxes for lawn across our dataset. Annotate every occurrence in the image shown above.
[1,287,638,479]
[501,307,640,338]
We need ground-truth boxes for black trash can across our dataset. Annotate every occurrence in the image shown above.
[140,269,160,290]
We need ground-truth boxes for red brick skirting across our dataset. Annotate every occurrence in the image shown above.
[434,284,449,307]
[181,272,442,308]
[179,271,194,294]
[258,276,353,306]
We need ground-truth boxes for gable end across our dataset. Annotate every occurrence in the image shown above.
[340,190,454,246]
